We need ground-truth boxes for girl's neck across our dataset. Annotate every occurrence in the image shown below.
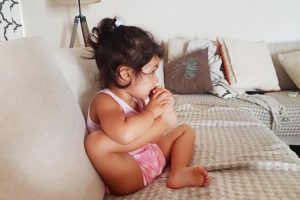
[109,87,136,108]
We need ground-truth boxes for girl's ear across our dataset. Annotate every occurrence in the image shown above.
[117,65,132,84]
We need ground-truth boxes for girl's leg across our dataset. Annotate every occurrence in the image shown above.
[155,124,209,189]
[85,130,144,195]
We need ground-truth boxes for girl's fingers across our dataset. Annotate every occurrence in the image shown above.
[150,89,164,99]
[160,99,171,106]
[152,90,168,100]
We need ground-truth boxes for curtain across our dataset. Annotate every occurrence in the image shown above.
[0,0,24,41]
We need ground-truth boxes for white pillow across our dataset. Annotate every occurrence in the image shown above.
[222,37,280,91]
[167,38,187,61]
[278,51,300,89]
[0,37,105,200]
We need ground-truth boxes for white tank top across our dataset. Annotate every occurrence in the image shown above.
[86,88,144,133]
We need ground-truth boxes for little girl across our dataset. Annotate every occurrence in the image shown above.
[84,17,209,195]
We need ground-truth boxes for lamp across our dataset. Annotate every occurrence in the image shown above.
[56,0,101,48]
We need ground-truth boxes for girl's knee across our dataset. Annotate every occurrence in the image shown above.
[85,131,109,158]
[180,124,196,138]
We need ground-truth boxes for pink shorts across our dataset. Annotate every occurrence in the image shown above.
[129,143,166,186]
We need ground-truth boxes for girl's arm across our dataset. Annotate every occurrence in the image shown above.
[85,116,170,154]
[92,91,169,145]
[151,87,177,129]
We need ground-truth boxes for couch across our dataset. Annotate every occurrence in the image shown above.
[1,37,300,200]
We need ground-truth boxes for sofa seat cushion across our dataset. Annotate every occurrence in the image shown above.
[0,37,104,200]
[266,91,300,136]
[173,92,300,136]
[105,93,300,199]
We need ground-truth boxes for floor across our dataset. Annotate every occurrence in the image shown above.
[289,145,300,157]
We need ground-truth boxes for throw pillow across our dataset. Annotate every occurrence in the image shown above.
[187,37,238,99]
[164,48,212,94]
[218,37,280,91]
[167,37,239,99]
[167,38,188,62]
[217,37,236,85]
[278,51,300,89]
[268,41,300,90]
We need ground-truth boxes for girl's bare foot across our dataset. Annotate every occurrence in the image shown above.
[166,165,209,189]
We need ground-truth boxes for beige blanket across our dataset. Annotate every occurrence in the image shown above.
[105,96,300,200]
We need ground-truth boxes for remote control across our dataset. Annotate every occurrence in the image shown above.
[246,90,265,95]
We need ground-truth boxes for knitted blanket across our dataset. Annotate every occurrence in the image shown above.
[237,94,289,131]
[105,96,300,200]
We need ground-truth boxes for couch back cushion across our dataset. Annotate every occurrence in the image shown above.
[54,48,165,118]
[0,37,104,200]
[53,48,99,118]
[167,37,300,91]
[268,41,300,90]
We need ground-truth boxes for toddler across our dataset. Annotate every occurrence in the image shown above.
[84,17,209,195]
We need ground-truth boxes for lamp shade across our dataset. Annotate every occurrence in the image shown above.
[56,0,101,5]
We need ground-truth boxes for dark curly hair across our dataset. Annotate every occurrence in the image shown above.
[88,17,164,88]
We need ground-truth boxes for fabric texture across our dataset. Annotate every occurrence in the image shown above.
[278,51,300,89]
[54,47,99,118]
[129,143,166,186]
[236,94,288,131]
[167,37,238,99]
[218,37,280,91]
[0,37,105,200]
[217,37,236,85]
[167,37,188,61]
[164,48,212,94]
[187,38,239,99]
[174,92,300,136]
[104,94,300,200]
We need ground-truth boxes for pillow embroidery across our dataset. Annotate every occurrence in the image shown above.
[165,48,212,94]
[169,56,198,80]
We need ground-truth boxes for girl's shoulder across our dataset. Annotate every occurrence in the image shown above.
[91,90,119,110]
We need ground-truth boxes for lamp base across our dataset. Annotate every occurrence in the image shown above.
[69,15,89,48]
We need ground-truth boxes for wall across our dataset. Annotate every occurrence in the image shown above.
[20,0,300,49]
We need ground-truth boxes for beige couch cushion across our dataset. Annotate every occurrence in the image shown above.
[268,41,300,90]
[54,48,165,117]
[278,51,300,89]
[0,37,104,200]
[53,48,99,118]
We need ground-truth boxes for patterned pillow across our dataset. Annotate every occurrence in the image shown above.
[186,38,238,99]
[164,48,212,94]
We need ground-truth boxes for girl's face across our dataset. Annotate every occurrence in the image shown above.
[129,56,161,99]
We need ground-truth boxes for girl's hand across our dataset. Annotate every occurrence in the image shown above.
[146,88,171,118]
[151,88,177,128]
[150,87,175,107]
